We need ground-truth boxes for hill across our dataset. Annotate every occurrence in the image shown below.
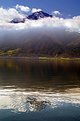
[0,28,80,57]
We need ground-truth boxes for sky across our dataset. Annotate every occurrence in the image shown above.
[0,0,79,34]
[0,0,80,17]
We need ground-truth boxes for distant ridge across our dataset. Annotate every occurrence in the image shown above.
[10,18,25,23]
[27,11,52,20]
[10,11,52,23]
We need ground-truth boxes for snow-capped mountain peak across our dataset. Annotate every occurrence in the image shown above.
[10,11,52,23]
[27,11,52,20]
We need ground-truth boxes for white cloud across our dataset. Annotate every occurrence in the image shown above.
[0,16,80,33]
[31,8,42,13]
[16,4,30,12]
[52,11,62,16]
[0,6,80,33]
[0,7,25,23]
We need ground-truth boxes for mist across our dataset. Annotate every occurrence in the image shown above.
[0,26,75,48]
[0,17,79,58]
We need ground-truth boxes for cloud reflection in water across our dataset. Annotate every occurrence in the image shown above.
[0,87,80,113]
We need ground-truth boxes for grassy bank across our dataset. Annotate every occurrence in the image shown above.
[0,49,20,56]
[0,49,80,61]
[38,57,80,61]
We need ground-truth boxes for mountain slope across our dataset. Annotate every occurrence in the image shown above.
[27,11,52,20]
[10,11,52,23]
[0,28,80,57]
[10,18,25,23]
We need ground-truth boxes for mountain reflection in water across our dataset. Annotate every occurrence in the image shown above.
[0,59,80,113]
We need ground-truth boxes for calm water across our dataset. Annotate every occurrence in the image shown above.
[0,58,80,121]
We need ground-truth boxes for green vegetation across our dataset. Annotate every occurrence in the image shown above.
[38,57,80,61]
[0,49,80,62]
[0,48,20,56]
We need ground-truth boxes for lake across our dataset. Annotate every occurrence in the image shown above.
[0,58,80,121]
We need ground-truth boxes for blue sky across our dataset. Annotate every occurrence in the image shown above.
[0,0,80,17]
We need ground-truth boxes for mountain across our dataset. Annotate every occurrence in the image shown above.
[10,18,25,23]
[0,28,80,57]
[10,11,52,23]
[27,11,52,20]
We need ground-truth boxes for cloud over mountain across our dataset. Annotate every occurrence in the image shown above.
[0,7,25,23]
[0,5,79,33]
[31,8,42,13]
[52,11,62,16]
[16,4,30,12]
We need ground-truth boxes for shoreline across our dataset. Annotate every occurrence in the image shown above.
[0,56,80,61]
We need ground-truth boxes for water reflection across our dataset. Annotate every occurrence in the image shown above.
[0,59,80,113]
[0,88,80,112]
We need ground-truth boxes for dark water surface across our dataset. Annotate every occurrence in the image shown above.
[0,58,80,121]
